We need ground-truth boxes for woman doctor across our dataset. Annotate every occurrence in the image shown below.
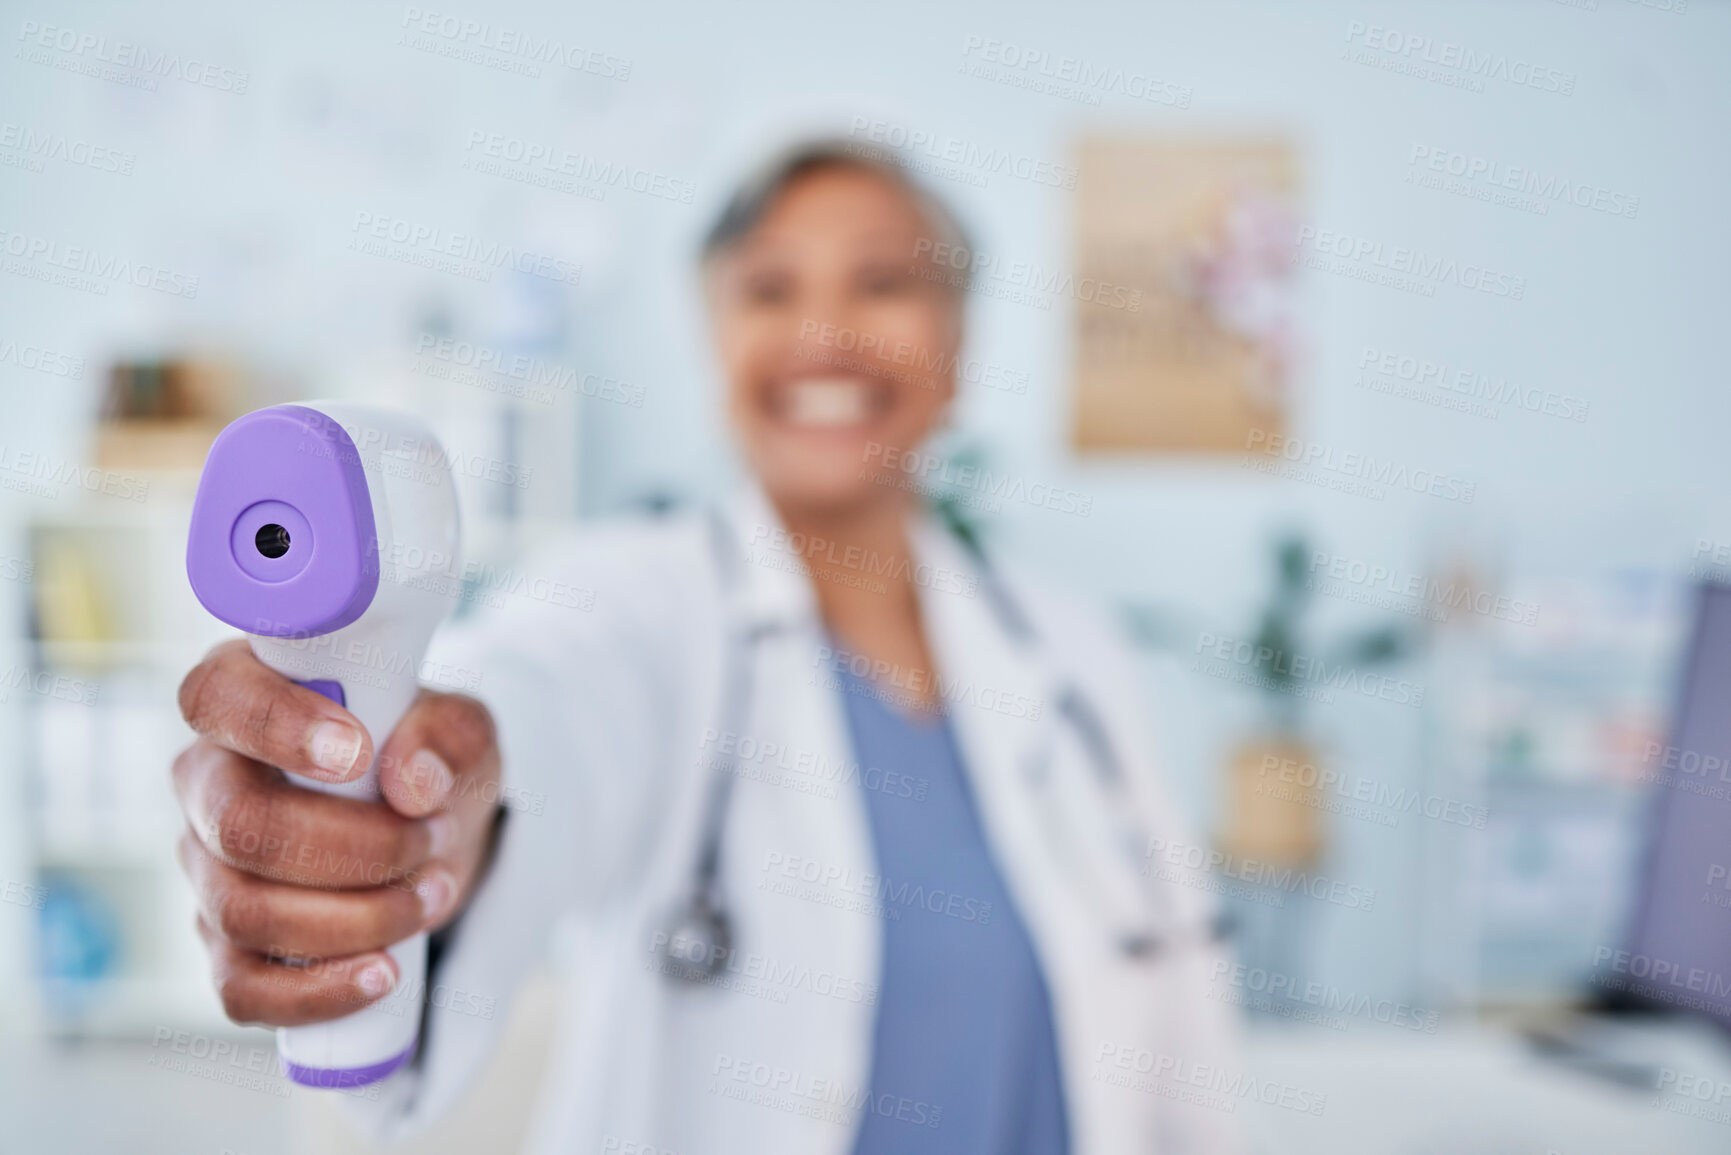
[171,141,1245,1154]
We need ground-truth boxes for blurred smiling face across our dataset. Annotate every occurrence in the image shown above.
[707,164,963,518]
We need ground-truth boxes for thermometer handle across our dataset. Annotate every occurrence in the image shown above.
[253,634,428,1089]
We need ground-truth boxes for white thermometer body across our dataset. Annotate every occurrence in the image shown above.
[187,401,461,1087]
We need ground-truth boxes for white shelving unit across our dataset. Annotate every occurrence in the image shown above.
[13,474,236,1039]
[1419,572,1687,1012]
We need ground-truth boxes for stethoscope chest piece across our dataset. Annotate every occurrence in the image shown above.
[656,895,734,983]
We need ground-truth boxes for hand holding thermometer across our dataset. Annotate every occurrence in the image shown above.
[185,402,462,1088]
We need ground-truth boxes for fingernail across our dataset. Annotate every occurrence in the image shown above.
[426,812,459,859]
[416,868,457,923]
[355,958,395,998]
[310,721,365,777]
[408,749,454,809]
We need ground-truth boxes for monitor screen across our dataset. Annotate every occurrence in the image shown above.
[1618,582,1731,1025]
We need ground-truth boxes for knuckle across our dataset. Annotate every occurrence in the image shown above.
[438,695,496,763]
[177,658,217,730]
[170,745,203,809]
[215,972,258,1025]
[290,985,343,1022]
[246,692,281,754]
[260,785,298,857]
[381,889,419,941]
[209,784,265,863]
[196,783,238,856]
[176,832,208,889]
[211,884,260,942]
[386,823,419,874]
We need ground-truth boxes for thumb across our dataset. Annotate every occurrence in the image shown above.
[376,690,496,819]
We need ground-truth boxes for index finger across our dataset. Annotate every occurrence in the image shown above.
[179,639,374,783]
[174,739,438,890]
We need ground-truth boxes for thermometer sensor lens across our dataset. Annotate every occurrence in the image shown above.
[255,523,292,559]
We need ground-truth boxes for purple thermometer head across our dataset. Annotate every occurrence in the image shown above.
[187,405,380,639]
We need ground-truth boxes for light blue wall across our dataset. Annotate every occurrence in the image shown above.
[2,0,1725,1008]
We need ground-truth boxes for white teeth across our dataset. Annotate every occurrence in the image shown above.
[784,378,871,428]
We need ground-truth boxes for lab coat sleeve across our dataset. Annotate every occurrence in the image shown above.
[338,524,712,1142]
[1038,592,1251,1155]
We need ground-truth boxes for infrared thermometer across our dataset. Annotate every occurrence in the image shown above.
[186,402,462,1088]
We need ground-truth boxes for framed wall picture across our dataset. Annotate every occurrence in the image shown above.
[1072,135,1301,453]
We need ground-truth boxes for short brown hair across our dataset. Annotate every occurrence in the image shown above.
[699,137,974,293]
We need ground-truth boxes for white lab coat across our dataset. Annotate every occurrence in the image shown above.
[348,486,1246,1154]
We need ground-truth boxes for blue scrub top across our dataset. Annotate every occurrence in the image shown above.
[836,663,1070,1155]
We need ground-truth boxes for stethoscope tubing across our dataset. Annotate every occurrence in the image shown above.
[656,508,1217,981]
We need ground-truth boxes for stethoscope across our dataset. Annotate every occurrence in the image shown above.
[653,509,1223,984]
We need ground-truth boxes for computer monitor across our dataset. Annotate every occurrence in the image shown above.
[1616,582,1731,1026]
